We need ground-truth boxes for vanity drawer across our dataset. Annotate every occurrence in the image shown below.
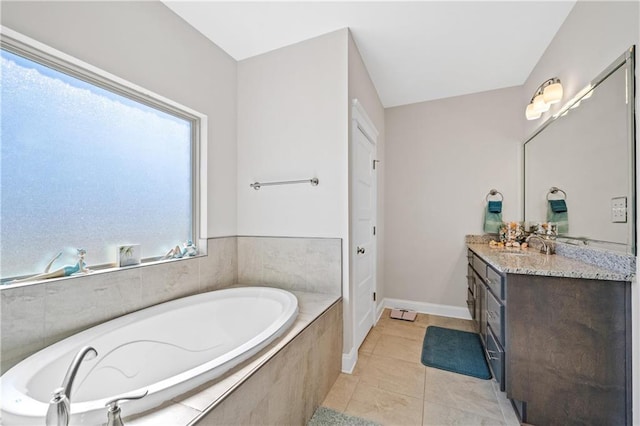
[486,287,504,346]
[486,266,504,300]
[467,249,474,265]
[486,325,505,391]
[467,265,475,293]
[472,254,487,279]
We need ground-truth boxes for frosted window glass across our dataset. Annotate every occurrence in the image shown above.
[1,50,192,279]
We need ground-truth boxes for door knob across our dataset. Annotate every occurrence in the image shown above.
[357,247,365,254]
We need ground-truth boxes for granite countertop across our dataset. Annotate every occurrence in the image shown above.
[467,243,632,281]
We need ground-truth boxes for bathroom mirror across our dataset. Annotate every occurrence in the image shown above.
[523,47,636,254]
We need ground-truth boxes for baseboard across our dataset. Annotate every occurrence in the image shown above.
[383,297,472,320]
[341,346,358,374]
[375,301,385,324]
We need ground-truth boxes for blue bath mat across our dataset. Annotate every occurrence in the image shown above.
[421,326,491,380]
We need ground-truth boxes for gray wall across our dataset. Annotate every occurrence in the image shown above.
[523,1,639,138]
[1,1,238,237]
[384,87,523,309]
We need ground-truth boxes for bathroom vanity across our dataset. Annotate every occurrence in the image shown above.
[466,243,632,426]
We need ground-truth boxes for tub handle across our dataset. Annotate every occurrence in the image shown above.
[105,390,148,426]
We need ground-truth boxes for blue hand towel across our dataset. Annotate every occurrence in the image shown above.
[488,201,502,213]
[484,205,502,234]
[549,199,567,213]
[547,200,568,234]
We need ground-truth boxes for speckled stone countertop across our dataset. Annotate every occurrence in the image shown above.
[467,243,633,281]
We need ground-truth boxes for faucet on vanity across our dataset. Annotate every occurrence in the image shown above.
[526,234,555,255]
[46,346,97,426]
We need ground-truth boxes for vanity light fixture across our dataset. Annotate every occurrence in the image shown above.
[525,78,563,120]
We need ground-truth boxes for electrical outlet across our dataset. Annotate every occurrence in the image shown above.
[611,197,627,223]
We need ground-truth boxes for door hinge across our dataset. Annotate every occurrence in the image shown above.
[373,159,380,170]
[373,292,377,302]
[373,226,376,236]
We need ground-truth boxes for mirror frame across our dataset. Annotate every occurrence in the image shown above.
[523,46,636,254]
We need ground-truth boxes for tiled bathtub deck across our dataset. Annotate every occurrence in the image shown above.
[322,310,520,426]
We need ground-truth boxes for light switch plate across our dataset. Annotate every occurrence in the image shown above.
[611,197,627,223]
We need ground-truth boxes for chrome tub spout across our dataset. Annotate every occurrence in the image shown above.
[46,346,98,426]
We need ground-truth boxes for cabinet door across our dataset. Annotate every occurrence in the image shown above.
[506,274,630,425]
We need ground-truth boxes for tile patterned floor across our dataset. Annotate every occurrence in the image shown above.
[322,309,520,426]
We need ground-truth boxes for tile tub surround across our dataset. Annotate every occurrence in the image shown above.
[125,291,342,425]
[467,243,632,281]
[237,236,342,296]
[1,235,342,374]
[0,237,238,374]
[322,309,519,426]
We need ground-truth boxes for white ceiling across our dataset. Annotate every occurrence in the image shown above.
[164,1,576,108]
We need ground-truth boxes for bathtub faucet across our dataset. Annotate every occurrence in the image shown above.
[46,346,98,426]
[105,390,149,426]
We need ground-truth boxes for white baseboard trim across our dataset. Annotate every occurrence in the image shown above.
[341,346,358,374]
[375,301,385,324]
[383,297,472,320]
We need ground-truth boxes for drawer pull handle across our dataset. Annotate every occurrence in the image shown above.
[487,350,500,360]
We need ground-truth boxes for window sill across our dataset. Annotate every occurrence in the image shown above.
[0,252,207,290]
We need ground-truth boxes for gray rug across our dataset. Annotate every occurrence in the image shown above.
[307,407,380,426]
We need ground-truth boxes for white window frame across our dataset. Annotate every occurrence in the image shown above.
[0,26,208,278]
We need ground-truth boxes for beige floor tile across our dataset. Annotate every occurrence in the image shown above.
[414,313,432,328]
[360,327,383,354]
[322,373,360,412]
[378,318,428,341]
[423,367,504,422]
[423,401,506,426]
[359,354,426,398]
[353,352,371,377]
[494,388,520,426]
[352,311,511,426]
[373,334,424,365]
[345,382,423,426]
[425,316,476,333]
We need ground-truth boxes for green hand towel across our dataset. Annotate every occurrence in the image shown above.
[484,209,502,234]
[547,201,568,234]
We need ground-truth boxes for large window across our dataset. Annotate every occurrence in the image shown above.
[1,32,204,281]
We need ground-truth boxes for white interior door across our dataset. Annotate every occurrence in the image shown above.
[352,117,377,351]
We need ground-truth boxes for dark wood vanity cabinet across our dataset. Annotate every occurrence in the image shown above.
[506,274,631,426]
[467,248,632,425]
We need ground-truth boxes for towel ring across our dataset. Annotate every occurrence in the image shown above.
[486,189,503,202]
[547,186,567,200]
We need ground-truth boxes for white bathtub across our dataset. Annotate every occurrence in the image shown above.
[1,286,298,425]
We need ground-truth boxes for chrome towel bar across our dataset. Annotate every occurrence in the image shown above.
[250,178,319,190]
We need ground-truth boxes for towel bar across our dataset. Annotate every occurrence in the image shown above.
[250,178,319,190]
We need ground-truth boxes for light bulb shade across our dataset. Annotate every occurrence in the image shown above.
[533,94,550,113]
[526,103,541,120]
[543,82,563,104]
